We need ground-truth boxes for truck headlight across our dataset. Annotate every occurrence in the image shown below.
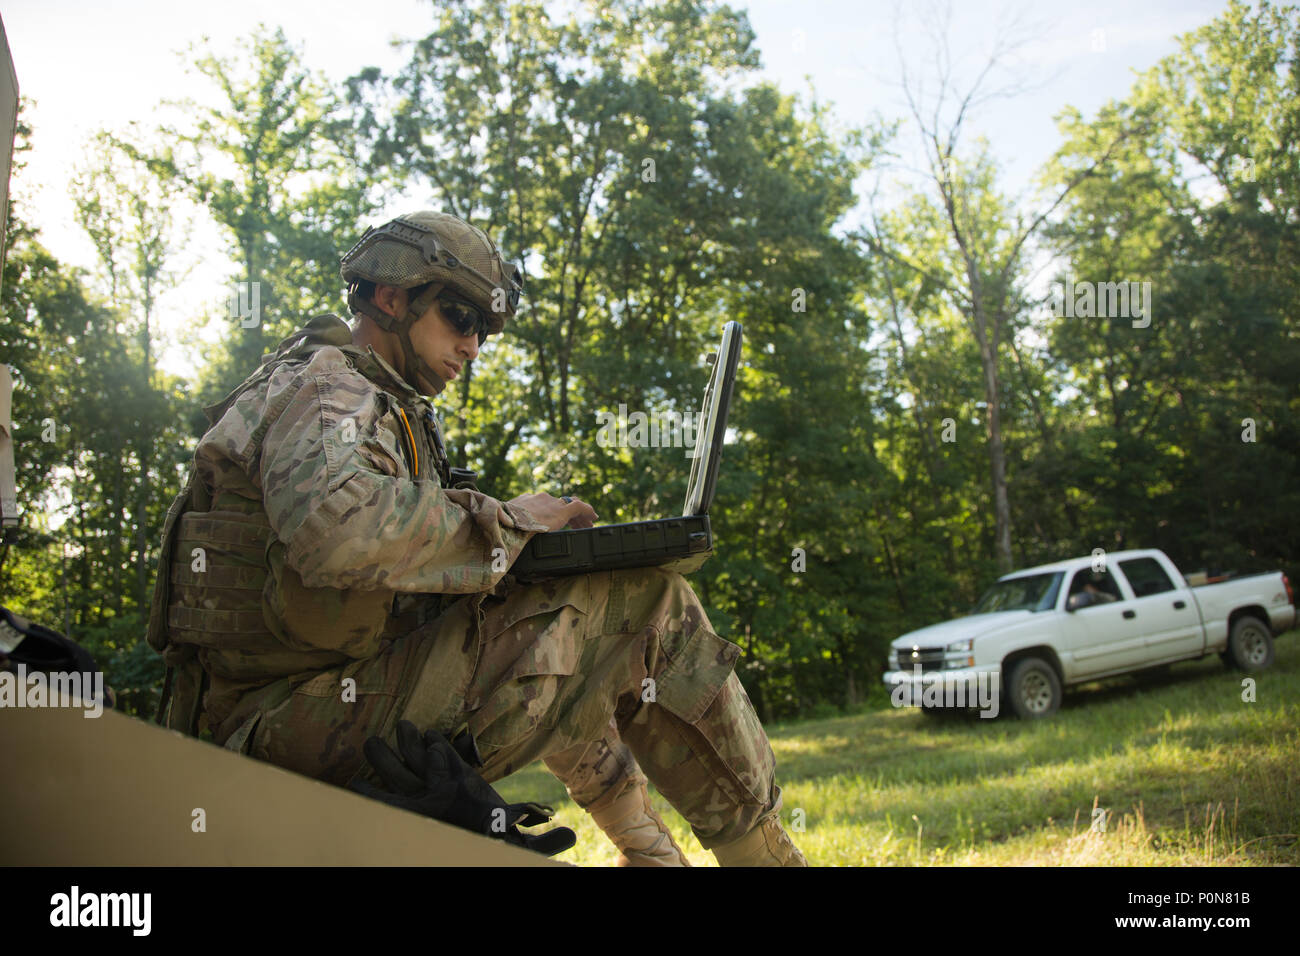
[945,638,975,668]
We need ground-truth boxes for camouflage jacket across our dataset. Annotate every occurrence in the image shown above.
[147,314,549,736]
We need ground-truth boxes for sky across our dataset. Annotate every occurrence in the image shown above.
[1,0,1229,374]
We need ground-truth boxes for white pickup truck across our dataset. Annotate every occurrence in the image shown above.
[882,549,1295,720]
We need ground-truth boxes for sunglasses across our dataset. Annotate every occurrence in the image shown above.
[436,291,494,345]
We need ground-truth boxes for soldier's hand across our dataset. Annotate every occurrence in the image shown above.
[506,492,598,531]
[349,720,577,857]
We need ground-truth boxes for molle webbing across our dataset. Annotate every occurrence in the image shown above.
[168,510,278,650]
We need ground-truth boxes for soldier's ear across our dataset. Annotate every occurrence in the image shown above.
[373,284,407,318]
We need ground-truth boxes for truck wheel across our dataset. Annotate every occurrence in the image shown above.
[1007,658,1061,720]
[1226,616,1275,671]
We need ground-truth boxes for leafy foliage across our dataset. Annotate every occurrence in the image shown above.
[3,0,1299,722]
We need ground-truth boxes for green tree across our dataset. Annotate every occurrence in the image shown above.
[350,0,886,713]
[141,25,377,411]
[70,130,185,609]
[856,7,1142,574]
[2,113,182,716]
[1045,0,1300,576]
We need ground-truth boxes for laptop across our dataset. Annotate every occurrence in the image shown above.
[510,321,742,580]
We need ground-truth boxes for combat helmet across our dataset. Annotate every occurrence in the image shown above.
[340,211,524,393]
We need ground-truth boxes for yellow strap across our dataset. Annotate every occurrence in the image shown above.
[396,406,419,479]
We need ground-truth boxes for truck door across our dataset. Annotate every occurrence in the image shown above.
[1116,556,1202,662]
[1060,568,1149,677]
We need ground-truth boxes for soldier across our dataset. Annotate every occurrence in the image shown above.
[147,211,806,866]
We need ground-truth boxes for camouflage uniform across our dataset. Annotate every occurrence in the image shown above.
[149,313,798,860]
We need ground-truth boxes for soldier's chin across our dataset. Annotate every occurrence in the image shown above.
[414,367,449,396]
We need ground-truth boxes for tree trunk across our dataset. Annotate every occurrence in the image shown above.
[136,498,148,610]
[112,459,124,616]
[971,311,1013,572]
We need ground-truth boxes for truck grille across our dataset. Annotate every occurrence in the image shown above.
[898,648,945,672]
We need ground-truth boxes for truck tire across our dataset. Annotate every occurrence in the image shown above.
[1226,616,1275,671]
[1007,657,1061,720]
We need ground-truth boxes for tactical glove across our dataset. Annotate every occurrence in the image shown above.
[349,719,576,857]
[0,606,115,708]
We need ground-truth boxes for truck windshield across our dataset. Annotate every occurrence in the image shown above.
[973,572,1063,614]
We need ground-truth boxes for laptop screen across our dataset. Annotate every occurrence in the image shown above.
[683,321,742,517]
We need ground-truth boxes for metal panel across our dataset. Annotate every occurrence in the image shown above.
[0,704,560,866]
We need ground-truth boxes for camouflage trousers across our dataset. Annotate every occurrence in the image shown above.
[227,567,782,849]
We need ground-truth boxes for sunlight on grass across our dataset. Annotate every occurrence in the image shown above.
[495,632,1300,866]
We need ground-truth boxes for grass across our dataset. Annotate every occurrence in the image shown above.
[494,630,1300,866]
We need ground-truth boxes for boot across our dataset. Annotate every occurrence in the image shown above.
[590,783,691,867]
[711,815,808,867]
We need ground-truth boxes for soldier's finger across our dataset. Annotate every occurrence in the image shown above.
[397,720,433,780]
[521,827,577,856]
[564,499,598,529]
[363,734,424,795]
[423,728,456,774]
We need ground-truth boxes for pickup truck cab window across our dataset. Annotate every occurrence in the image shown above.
[1065,569,1124,610]
[1118,557,1176,596]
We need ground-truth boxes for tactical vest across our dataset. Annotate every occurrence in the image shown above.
[147,315,469,739]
